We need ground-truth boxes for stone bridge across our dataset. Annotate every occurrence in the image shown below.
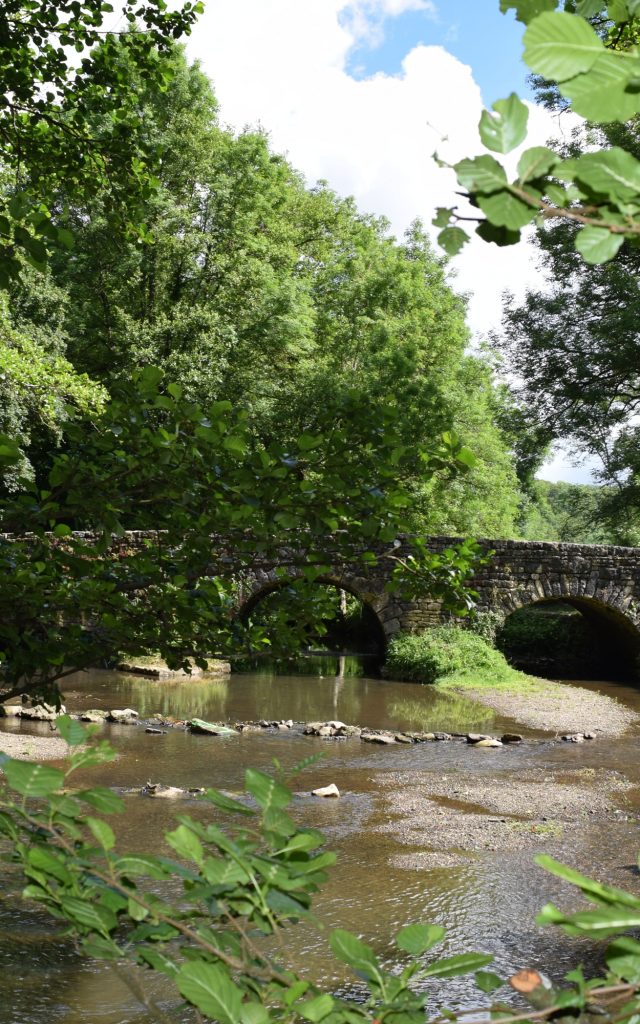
[238,537,640,666]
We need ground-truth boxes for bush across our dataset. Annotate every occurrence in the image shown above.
[385,625,507,684]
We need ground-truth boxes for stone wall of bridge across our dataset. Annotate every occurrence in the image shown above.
[238,537,640,649]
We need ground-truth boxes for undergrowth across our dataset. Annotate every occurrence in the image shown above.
[385,625,551,693]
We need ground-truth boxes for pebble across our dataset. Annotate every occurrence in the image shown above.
[311,783,340,798]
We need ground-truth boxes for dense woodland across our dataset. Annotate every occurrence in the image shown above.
[2,41,634,548]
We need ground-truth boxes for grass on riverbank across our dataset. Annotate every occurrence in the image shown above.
[386,625,553,694]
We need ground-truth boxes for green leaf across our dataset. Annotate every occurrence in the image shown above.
[297,994,335,1022]
[165,824,204,865]
[606,938,640,982]
[561,52,640,122]
[60,896,117,937]
[137,947,179,978]
[433,207,454,228]
[437,227,469,256]
[297,434,323,451]
[422,953,494,978]
[573,148,640,204]
[575,226,624,264]
[536,855,640,908]
[56,227,74,250]
[79,788,125,814]
[455,155,508,193]
[517,146,559,183]
[128,897,149,922]
[115,854,170,879]
[177,961,243,1023]
[56,714,87,747]
[27,846,73,885]
[86,817,115,851]
[396,923,445,955]
[577,0,606,13]
[476,221,521,246]
[53,523,72,538]
[330,929,379,978]
[456,446,477,469]
[206,789,254,816]
[523,11,603,81]
[499,0,556,23]
[476,190,537,230]
[81,935,122,961]
[245,768,291,812]
[4,761,64,797]
[475,970,504,993]
[479,93,529,154]
[203,857,250,886]
[223,435,246,455]
[240,1002,271,1024]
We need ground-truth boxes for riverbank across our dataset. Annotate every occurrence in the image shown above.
[453,678,638,736]
[386,625,639,737]
[0,731,69,760]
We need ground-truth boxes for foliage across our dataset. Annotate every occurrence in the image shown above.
[496,197,640,540]
[0,293,106,488]
[0,370,485,706]
[23,48,522,540]
[520,481,631,545]
[411,356,522,538]
[385,626,508,685]
[496,602,606,677]
[466,610,506,646]
[2,722,640,1023]
[435,2,640,262]
[0,0,202,286]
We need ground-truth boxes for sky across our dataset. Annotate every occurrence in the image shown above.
[184,1,592,484]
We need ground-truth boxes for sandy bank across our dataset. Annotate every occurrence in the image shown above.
[459,679,638,736]
[0,732,68,761]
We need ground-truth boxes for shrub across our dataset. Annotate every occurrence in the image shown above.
[385,625,507,684]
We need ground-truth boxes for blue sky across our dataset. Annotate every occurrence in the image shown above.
[345,3,531,105]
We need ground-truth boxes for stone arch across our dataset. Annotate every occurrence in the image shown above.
[236,572,389,654]
[496,590,640,680]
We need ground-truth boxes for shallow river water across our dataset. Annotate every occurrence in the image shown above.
[1,664,639,1024]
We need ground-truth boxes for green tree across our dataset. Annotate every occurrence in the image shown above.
[0,371,483,705]
[492,91,640,539]
[0,0,202,286]
[19,49,521,538]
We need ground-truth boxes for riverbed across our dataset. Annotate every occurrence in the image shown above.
[1,665,639,1023]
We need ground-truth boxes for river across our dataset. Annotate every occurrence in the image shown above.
[1,663,639,1023]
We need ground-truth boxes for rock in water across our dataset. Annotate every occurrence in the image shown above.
[189,718,237,736]
[141,782,185,799]
[466,733,492,744]
[108,708,139,724]
[501,733,523,744]
[361,731,396,744]
[473,738,503,748]
[311,784,340,798]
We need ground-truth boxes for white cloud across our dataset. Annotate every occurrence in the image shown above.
[186,1,568,338]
